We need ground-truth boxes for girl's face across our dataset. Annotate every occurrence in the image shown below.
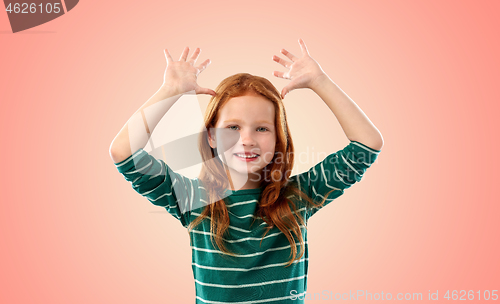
[209,92,276,184]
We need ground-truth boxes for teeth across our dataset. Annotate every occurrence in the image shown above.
[236,154,258,158]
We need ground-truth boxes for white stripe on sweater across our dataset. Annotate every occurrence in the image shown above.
[196,292,306,304]
[192,257,308,272]
[195,275,306,288]
[190,241,308,257]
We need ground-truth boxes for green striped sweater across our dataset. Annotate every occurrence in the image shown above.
[113,140,381,303]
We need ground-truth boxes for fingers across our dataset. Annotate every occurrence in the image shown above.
[166,47,205,65]
[272,70,290,80]
[188,48,201,64]
[179,46,190,61]
[197,58,212,73]
[298,38,310,55]
[272,55,292,69]
[164,49,174,64]
[280,48,299,62]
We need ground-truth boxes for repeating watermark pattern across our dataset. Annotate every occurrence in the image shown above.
[4,0,79,33]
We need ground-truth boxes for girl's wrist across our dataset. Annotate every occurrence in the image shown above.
[309,73,331,92]
[159,84,183,97]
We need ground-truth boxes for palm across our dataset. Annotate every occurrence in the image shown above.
[163,61,200,93]
[163,47,215,96]
[282,57,318,89]
[272,38,325,99]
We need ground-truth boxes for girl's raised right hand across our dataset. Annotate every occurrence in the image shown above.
[161,47,216,97]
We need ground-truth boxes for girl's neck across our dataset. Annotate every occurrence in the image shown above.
[226,170,263,190]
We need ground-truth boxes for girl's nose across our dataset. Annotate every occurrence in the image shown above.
[240,130,256,146]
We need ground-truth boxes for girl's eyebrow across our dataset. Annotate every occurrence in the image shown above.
[223,119,273,125]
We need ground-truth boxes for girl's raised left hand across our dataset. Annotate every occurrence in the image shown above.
[272,38,327,99]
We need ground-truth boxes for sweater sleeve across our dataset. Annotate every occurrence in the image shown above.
[291,140,381,219]
[113,148,196,228]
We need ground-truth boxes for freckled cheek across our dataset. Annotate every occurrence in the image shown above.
[216,133,240,152]
[262,153,274,164]
[261,146,276,163]
[261,135,276,163]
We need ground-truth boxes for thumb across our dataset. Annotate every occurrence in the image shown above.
[281,87,289,99]
[196,86,217,97]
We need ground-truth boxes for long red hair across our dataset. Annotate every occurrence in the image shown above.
[187,73,336,267]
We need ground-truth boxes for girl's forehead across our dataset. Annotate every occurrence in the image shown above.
[217,95,275,122]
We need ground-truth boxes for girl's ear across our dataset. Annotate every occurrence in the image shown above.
[208,129,216,148]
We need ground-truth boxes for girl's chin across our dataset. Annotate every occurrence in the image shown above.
[228,169,262,176]
[226,164,264,175]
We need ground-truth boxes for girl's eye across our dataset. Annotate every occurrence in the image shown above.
[227,125,269,132]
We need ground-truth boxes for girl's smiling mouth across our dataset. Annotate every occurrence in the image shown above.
[234,153,259,161]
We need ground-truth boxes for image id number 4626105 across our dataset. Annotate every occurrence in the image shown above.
[6,3,62,14]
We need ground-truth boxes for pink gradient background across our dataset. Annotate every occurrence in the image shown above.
[1,1,499,303]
